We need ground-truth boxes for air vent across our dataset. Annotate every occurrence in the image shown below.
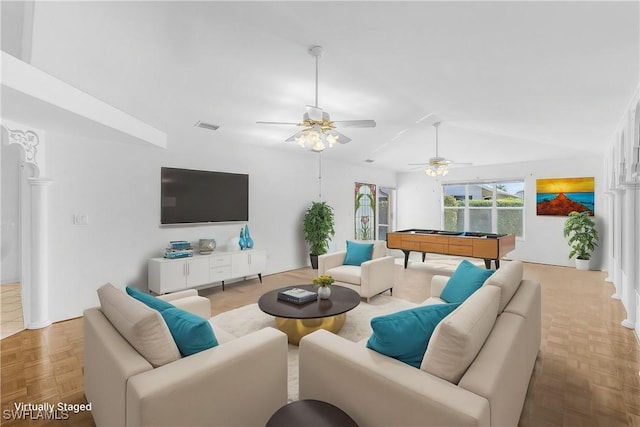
[194,121,220,131]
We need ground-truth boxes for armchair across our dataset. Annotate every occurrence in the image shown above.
[318,240,395,302]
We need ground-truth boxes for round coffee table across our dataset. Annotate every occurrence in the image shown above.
[266,399,358,427]
[258,284,360,345]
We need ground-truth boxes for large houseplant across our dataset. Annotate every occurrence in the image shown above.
[563,211,598,270]
[303,201,335,269]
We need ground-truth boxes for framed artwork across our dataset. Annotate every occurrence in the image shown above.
[354,183,376,239]
[536,177,594,216]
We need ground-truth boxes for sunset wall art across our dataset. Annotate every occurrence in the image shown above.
[536,177,595,216]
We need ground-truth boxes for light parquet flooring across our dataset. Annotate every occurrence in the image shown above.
[1,284,24,340]
[0,261,638,426]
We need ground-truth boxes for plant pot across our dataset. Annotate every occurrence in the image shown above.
[575,258,590,271]
[310,254,319,270]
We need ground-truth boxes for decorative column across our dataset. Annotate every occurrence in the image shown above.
[603,191,615,284]
[621,183,639,329]
[1,122,52,329]
[611,189,623,300]
[26,178,52,328]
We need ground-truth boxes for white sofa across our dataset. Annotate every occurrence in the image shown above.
[318,240,395,302]
[299,260,541,426]
[84,287,288,427]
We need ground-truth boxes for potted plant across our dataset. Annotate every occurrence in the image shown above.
[312,274,335,299]
[563,211,599,270]
[303,201,335,269]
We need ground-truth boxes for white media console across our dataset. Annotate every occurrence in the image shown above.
[148,249,267,294]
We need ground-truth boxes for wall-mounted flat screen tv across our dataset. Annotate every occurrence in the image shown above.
[161,167,249,225]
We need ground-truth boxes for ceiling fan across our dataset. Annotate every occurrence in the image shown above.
[256,45,376,152]
[409,122,472,176]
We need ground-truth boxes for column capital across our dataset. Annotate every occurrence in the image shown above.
[620,182,640,191]
[27,177,53,187]
[1,122,45,177]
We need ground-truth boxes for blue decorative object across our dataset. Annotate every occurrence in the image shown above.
[366,303,461,368]
[440,260,495,303]
[239,227,247,250]
[343,241,374,266]
[244,225,254,249]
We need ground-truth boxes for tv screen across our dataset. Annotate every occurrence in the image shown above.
[161,167,249,225]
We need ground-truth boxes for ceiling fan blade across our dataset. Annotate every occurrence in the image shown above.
[305,105,324,121]
[332,131,351,144]
[408,163,428,166]
[450,162,473,166]
[333,120,377,128]
[256,121,299,126]
[284,131,304,142]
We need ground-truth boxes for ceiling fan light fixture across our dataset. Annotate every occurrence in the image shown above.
[424,164,449,176]
[295,126,341,152]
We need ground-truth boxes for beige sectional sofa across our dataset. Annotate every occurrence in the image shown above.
[299,260,541,427]
[84,287,288,427]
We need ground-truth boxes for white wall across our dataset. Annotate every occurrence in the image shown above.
[397,155,606,269]
[1,142,21,284]
[43,130,396,322]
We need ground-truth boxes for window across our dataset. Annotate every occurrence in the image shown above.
[443,180,525,237]
[377,187,395,240]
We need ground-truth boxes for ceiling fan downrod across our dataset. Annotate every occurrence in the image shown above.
[309,45,324,109]
[434,121,441,156]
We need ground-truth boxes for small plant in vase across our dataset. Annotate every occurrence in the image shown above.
[313,275,335,299]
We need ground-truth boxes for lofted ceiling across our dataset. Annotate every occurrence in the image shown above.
[2,1,639,172]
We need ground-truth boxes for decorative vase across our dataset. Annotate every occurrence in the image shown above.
[318,285,331,300]
[238,228,247,250]
[244,225,254,249]
[199,239,216,254]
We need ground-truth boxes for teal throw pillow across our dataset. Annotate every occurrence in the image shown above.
[343,241,374,266]
[160,308,218,357]
[126,286,218,356]
[439,260,495,304]
[366,303,461,368]
[126,286,174,311]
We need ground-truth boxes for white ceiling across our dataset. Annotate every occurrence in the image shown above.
[3,1,639,172]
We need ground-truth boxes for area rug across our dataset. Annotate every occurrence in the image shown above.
[210,295,416,401]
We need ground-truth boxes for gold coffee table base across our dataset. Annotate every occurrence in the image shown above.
[275,313,347,345]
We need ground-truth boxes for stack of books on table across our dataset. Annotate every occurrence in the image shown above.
[164,241,193,259]
[277,287,318,305]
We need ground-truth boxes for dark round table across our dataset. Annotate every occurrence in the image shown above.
[266,399,359,427]
[258,284,360,345]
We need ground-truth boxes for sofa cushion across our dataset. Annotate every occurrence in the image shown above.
[343,241,374,266]
[484,260,523,312]
[126,286,218,356]
[97,283,181,367]
[371,240,387,259]
[421,285,501,384]
[366,303,461,368]
[440,260,494,303]
[326,265,362,285]
[161,308,219,356]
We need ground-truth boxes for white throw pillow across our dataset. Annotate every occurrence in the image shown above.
[97,283,181,367]
[420,285,500,384]
[484,260,523,313]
